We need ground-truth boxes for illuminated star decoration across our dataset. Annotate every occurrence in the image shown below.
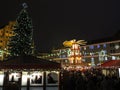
[22,3,28,8]
[63,39,87,47]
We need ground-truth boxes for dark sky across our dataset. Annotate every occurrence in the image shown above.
[0,0,120,52]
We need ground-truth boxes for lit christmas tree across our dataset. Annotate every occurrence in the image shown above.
[8,3,33,56]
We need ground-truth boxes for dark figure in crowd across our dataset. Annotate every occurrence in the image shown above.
[3,82,20,90]
[61,69,120,90]
[48,73,56,84]
[68,74,76,90]
[76,74,86,90]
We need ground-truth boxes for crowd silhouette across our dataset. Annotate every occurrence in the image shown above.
[61,69,120,90]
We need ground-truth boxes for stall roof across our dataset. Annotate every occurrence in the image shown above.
[0,55,61,70]
[100,60,120,67]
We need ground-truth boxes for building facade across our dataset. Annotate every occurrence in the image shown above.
[81,40,120,66]
[0,21,15,60]
[38,40,120,67]
[0,56,61,90]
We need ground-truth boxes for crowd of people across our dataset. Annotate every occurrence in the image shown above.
[61,69,120,90]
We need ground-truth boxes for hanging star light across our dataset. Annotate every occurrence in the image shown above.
[63,39,87,47]
[22,3,28,8]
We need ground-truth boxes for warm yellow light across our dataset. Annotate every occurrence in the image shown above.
[88,63,91,66]
[76,57,81,60]
[63,39,87,47]
[69,57,74,61]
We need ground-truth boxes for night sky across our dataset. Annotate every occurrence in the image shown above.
[0,0,120,52]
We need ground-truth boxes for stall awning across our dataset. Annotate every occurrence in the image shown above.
[100,60,120,67]
[0,55,61,70]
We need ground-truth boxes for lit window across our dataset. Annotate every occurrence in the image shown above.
[112,56,116,60]
[65,60,68,63]
[103,44,106,48]
[97,45,100,48]
[115,45,119,49]
[105,57,108,60]
[103,50,107,54]
[62,55,66,58]
[89,45,94,49]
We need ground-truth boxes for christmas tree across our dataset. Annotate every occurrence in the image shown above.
[8,3,33,56]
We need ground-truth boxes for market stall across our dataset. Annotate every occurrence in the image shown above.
[0,55,61,90]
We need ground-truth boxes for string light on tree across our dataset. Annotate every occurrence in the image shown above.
[8,3,34,56]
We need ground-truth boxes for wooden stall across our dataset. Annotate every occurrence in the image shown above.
[0,55,61,90]
[99,60,120,77]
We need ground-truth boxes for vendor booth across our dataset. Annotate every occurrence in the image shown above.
[0,55,61,90]
[99,60,120,77]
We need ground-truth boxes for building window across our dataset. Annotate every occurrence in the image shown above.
[89,45,94,49]
[65,60,68,63]
[105,57,108,61]
[110,43,115,47]
[62,55,66,58]
[112,56,116,60]
[97,44,100,48]
[110,50,112,53]
[103,44,106,48]
[110,50,116,53]
[115,44,119,49]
